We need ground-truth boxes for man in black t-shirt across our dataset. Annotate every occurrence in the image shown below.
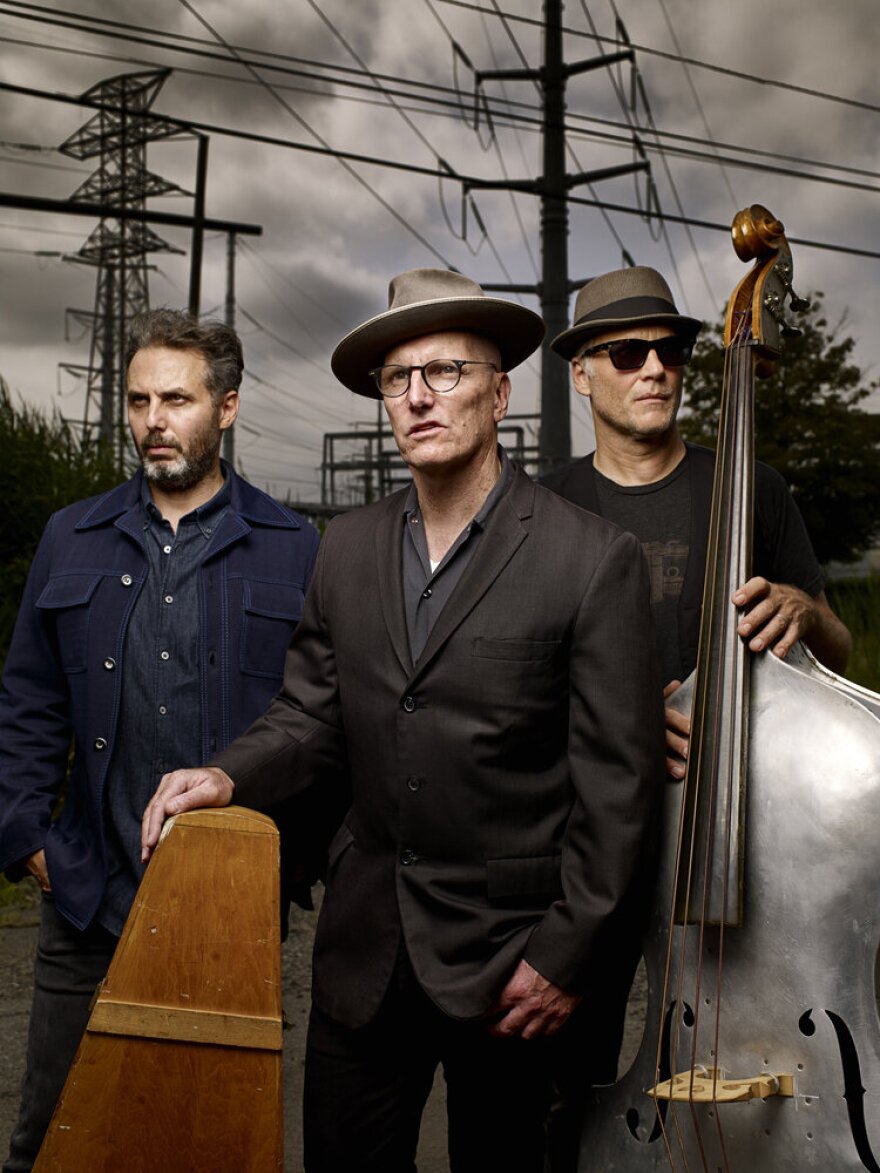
[541,265,850,777]
[535,268,852,1155]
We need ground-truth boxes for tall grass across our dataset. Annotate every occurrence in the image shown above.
[827,576,880,694]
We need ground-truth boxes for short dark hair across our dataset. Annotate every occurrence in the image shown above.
[125,309,244,403]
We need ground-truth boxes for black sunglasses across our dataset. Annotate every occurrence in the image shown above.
[580,336,693,371]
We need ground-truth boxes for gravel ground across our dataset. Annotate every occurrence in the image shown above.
[0,888,644,1172]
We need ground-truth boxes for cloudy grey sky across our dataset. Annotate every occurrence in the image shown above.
[1,0,878,502]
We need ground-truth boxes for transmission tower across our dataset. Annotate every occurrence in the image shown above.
[59,69,185,470]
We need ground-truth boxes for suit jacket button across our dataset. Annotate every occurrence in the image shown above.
[399,849,417,866]
[103,657,116,671]
[121,574,133,587]
[406,776,422,792]
[402,696,416,713]
[94,737,108,750]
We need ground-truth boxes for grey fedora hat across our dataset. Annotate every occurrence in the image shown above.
[331,267,545,399]
[551,266,702,360]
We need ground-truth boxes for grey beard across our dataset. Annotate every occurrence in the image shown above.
[142,439,220,491]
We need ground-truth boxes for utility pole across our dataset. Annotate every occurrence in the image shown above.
[223,230,237,467]
[539,0,570,468]
[469,0,646,471]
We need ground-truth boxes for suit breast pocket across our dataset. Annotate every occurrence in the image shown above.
[240,578,304,678]
[468,636,566,731]
[36,573,103,673]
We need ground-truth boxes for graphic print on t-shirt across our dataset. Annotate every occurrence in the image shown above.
[642,539,689,605]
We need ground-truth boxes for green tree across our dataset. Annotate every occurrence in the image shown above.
[0,379,119,661]
[681,294,880,565]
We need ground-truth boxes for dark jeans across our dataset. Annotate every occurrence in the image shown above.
[303,951,595,1173]
[3,896,117,1173]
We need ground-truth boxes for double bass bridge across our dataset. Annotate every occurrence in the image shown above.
[649,1067,795,1104]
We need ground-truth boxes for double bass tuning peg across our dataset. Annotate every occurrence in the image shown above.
[774,257,809,314]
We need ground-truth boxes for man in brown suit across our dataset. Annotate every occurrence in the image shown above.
[142,269,665,1172]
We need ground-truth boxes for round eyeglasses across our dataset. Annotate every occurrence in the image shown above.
[368,358,498,398]
[580,336,693,371]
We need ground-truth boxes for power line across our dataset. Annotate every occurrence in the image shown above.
[174,0,455,268]
[650,0,738,207]
[2,31,877,195]
[4,79,879,262]
[303,0,516,283]
[238,239,350,331]
[435,0,880,115]
[238,306,329,377]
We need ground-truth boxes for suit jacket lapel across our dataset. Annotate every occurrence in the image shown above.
[411,468,535,681]
[375,494,414,677]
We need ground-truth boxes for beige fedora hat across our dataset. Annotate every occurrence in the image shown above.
[551,266,702,361]
[331,268,545,399]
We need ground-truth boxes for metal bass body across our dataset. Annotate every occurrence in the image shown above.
[580,647,880,1171]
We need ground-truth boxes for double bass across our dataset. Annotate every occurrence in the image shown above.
[580,205,880,1171]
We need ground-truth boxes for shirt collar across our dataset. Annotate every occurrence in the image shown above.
[141,471,232,537]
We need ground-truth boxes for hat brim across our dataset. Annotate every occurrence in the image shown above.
[551,312,703,361]
[332,296,546,399]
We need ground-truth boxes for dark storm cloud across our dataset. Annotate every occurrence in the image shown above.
[1,0,878,492]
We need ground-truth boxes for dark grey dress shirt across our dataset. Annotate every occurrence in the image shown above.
[98,476,231,934]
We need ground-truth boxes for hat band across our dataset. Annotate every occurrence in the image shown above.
[574,294,679,327]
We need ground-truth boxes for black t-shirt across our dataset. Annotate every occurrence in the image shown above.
[594,460,690,686]
[541,444,825,683]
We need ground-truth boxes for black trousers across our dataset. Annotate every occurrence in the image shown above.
[3,896,117,1173]
[303,950,596,1173]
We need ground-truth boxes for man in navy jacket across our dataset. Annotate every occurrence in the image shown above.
[0,309,320,1172]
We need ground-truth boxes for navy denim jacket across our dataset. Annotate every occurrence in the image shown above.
[0,464,320,930]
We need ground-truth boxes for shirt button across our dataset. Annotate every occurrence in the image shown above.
[164,595,173,604]
[163,545,172,555]
[94,737,108,750]
[399,849,417,866]
[422,588,432,599]
[160,651,170,661]
[406,776,422,792]
[159,705,167,715]
[121,574,133,587]
[103,657,116,671]
[402,696,416,713]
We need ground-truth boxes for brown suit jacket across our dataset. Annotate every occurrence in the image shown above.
[215,466,665,1029]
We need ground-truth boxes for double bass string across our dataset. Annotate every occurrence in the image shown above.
[709,319,756,1173]
[651,333,732,1171]
[658,318,754,1172]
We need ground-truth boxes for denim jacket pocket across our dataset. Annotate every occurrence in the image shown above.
[36,573,103,673]
[240,578,305,678]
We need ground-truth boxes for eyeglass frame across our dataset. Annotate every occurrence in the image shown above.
[367,358,499,398]
[578,335,694,372]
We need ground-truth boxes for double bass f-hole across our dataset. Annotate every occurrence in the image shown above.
[577,206,880,1173]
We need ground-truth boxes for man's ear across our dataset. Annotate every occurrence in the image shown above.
[571,359,592,400]
[493,372,512,422]
[219,390,239,429]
